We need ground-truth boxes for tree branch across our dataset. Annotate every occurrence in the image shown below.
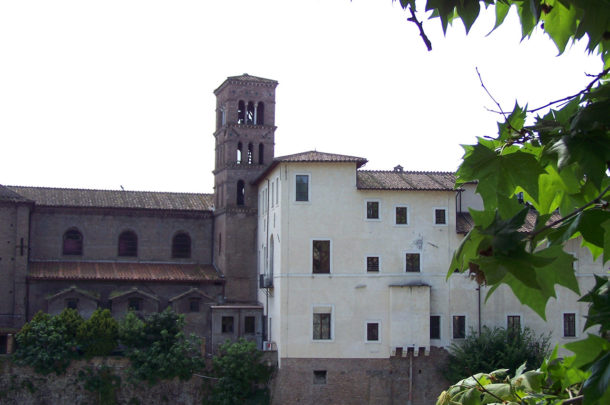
[466,371,505,403]
[476,67,508,122]
[407,5,432,51]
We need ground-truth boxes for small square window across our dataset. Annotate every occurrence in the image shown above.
[405,253,420,272]
[313,370,327,385]
[296,174,309,202]
[430,315,440,339]
[395,206,408,225]
[222,316,234,333]
[507,315,520,333]
[366,256,379,272]
[66,298,78,310]
[366,201,379,219]
[313,313,331,340]
[245,316,256,334]
[453,315,465,339]
[312,240,331,274]
[128,298,142,311]
[563,313,576,337]
[189,299,200,313]
[366,322,379,342]
[435,209,447,225]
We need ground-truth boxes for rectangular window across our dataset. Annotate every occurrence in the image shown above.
[395,206,408,225]
[222,316,234,333]
[366,201,379,219]
[563,313,576,337]
[366,322,379,342]
[435,208,447,225]
[366,256,379,272]
[296,174,309,202]
[453,315,465,339]
[405,253,420,272]
[312,240,331,274]
[245,316,256,334]
[507,315,521,332]
[430,315,440,339]
[66,298,78,310]
[128,298,141,311]
[189,299,200,313]
[313,313,331,340]
[313,370,327,385]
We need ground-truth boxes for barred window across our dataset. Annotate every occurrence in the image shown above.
[313,313,331,340]
[366,256,379,272]
[405,253,420,272]
[563,313,576,337]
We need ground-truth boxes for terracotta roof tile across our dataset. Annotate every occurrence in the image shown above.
[456,209,562,234]
[275,151,368,168]
[28,261,220,282]
[7,186,213,211]
[357,171,456,190]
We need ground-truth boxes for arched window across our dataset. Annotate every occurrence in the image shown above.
[237,100,245,124]
[247,143,253,164]
[246,101,255,124]
[258,143,264,165]
[172,232,191,258]
[63,228,83,255]
[237,180,245,206]
[236,142,242,164]
[118,230,138,257]
[256,102,264,125]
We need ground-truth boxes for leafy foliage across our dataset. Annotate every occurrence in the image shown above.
[78,364,122,405]
[77,309,119,358]
[118,308,205,384]
[207,339,274,405]
[391,1,610,404]
[445,326,551,383]
[14,309,83,375]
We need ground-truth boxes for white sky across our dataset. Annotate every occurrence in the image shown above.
[0,0,603,193]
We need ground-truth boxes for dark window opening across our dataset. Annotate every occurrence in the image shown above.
[395,347,404,357]
[172,232,191,258]
[0,335,7,354]
[222,316,234,333]
[245,316,255,334]
[237,180,245,206]
[405,253,420,272]
[248,143,253,164]
[189,299,200,313]
[237,142,243,164]
[366,256,379,272]
[256,102,264,125]
[367,322,379,341]
[507,315,521,333]
[435,209,447,225]
[246,101,255,124]
[128,298,142,311]
[313,370,327,385]
[63,228,83,255]
[258,143,264,164]
[237,100,245,124]
[118,231,138,257]
[396,206,407,225]
[430,315,440,339]
[366,201,379,219]
[312,240,330,274]
[66,298,78,310]
[296,175,309,201]
[453,315,465,339]
[313,313,331,340]
[564,313,576,337]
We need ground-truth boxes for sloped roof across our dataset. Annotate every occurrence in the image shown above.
[0,184,32,203]
[7,186,213,211]
[214,73,278,94]
[276,151,368,167]
[455,209,562,234]
[357,171,456,191]
[28,261,220,282]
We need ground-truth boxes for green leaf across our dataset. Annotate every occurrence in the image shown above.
[565,334,610,369]
[541,0,578,54]
[490,0,511,34]
[456,0,480,34]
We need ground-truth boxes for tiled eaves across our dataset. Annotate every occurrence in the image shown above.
[356,170,456,191]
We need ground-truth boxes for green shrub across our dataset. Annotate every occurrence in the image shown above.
[14,309,83,374]
[444,326,551,383]
[119,308,204,384]
[78,309,119,358]
[208,338,274,405]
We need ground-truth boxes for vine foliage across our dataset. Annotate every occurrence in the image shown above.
[394,1,610,404]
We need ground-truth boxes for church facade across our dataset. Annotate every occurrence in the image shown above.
[0,74,605,404]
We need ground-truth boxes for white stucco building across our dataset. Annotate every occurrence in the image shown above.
[255,151,603,372]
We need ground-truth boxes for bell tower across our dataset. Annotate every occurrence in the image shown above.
[212,74,278,303]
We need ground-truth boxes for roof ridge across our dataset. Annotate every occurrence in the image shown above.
[357,169,456,174]
[8,185,212,196]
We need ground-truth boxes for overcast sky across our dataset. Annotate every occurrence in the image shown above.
[0,0,603,193]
